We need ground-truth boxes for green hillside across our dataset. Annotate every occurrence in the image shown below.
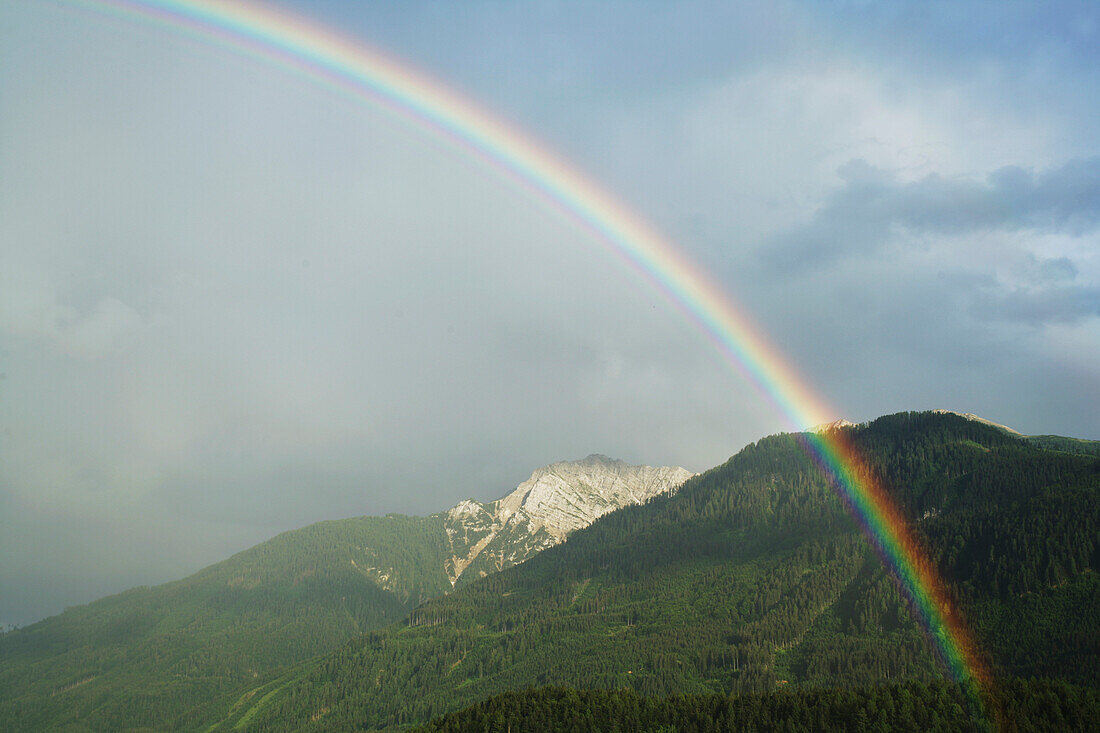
[0,513,451,731]
[218,412,1099,731]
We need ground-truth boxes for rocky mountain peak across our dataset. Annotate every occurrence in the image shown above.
[810,419,858,433]
[497,456,693,537]
[440,456,693,586]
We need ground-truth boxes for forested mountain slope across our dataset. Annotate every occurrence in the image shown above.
[219,412,1098,731]
[0,457,688,731]
[411,679,1100,733]
[0,514,446,731]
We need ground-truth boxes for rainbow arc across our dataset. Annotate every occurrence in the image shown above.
[68,0,994,723]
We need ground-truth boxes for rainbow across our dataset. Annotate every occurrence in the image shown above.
[64,0,993,721]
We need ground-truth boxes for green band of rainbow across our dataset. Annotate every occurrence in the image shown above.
[64,0,994,720]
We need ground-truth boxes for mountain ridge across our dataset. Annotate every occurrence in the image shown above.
[2,411,1095,732]
[217,411,1099,732]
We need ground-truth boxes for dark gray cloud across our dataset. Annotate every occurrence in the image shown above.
[973,284,1100,325]
[765,157,1100,271]
[735,243,1100,449]
[1032,256,1079,283]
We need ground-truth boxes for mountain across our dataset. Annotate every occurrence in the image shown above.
[0,456,690,732]
[214,411,1098,732]
[443,455,694,587]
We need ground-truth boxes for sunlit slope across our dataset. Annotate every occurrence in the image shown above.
[223,412,1099,732]
[0,513,451,731]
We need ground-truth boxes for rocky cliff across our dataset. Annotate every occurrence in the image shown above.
[440,455,693,586]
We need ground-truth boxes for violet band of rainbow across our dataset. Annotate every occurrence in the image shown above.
[67,0,993,709]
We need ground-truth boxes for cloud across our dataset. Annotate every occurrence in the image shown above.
[1031,256,1078,283]
[764,157,1100,271]
[0,277,142,359]
[973,283,1100,326]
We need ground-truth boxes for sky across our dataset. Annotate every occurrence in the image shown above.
[1,0,1098,627]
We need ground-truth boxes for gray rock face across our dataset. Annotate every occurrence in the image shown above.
[440,455,693,586]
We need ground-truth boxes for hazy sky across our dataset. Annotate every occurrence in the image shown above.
[2,0,1098,626]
